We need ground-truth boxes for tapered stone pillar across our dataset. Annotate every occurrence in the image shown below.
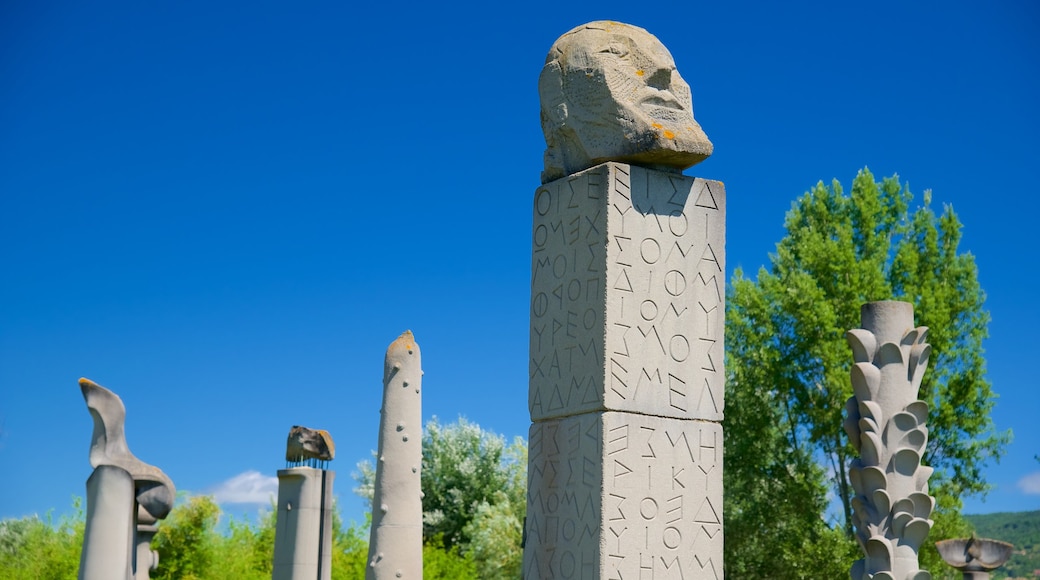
[80,465,135,580]
[272,467,335,580]
[134,507,160,580]
[367,331,423,580]
[846,301,935,580]
[526,163,725,579]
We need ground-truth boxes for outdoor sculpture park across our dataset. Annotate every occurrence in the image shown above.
[78,378,174,580]
[6,18,1018,580]
[527,21,725,579]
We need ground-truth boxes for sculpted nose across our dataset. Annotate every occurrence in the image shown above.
[646,66,673,89]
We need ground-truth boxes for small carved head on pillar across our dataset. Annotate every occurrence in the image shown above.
[539,21,713,183]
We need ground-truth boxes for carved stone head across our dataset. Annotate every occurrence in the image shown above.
[539,21,713,183]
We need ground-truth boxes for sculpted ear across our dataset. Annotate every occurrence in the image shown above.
[538,60,567,125]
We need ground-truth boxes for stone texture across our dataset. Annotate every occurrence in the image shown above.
[367,331,423,580]
[530,163,725,422]
[527,163,725,580]
[845,301,935,580]
[134,506,160,580]
[286,425,336,465]
[525,412,723,579]
[539,21,713,184]
[273,467,335,580]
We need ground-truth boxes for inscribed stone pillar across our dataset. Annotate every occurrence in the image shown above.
[272,467,335,580]
[526,162,725,579]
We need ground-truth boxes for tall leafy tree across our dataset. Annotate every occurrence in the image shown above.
[726,168,1008,571]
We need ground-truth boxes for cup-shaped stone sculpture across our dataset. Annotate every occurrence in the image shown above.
[367,331,423,580]
[935,535,1014,579]
[845,302,935,580]
[78,378,174,580]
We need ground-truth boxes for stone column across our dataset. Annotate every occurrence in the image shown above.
[845,301,935,580]
[526,163,725,579]
[80,465,135,580]
[367,331,423,580]
[133,507,160,580]
[272,467,335,580]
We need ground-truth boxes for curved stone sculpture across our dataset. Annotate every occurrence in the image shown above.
[936,535,1014,579]
[367,331,423,580]
[78,378,174,580]
[845,302,935,580]
[538,20,713,183]
[80,378,175,520]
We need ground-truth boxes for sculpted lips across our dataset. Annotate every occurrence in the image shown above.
[638,90,683,109]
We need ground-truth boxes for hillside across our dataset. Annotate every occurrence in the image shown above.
[964,510,1040,579]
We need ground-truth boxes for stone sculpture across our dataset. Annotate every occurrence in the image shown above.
[286,425,335,468]
[935,535,1014,579]
[538,20,713,183]
[845,301,935,580]
[78,378,174,580]
[272,426,335,580]
[527,22,724,580]
[367,331,423,580]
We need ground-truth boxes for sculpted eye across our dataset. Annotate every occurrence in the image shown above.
[600,43,629,58]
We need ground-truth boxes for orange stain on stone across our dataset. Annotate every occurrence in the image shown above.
[663,130,675,139]
[636,70,645,77]
[651,122,663,129]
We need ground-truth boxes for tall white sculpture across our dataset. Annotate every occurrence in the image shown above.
[845,301,935,580]
[527,22,724,579]
[367,331,423,580]
[78,378,174,580]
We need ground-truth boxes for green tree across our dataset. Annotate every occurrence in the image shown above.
[0,500,83,580]
[727,168,1008,573]
[152,494,220,580]
[356,417,526,578]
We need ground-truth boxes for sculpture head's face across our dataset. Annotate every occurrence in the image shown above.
[539,21,712,183]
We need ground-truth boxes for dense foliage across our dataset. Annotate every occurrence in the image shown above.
[725,168,1008,576]
[356,417,526,579]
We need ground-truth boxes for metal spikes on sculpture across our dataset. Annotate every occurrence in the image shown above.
[845,301,935,580]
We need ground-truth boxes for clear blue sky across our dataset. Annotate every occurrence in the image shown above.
[1,1,1037,528]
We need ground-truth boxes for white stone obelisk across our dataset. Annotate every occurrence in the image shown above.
[367,331,423,580]
[272,467,335,580]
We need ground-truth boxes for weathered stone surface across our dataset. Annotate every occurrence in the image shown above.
[530,163,725,422]
[286,425,336,464]
[367,331,423,580]
[539,21,713,184]
[845,302,935,580]
[525,412,723,579]
[527,162,725,579]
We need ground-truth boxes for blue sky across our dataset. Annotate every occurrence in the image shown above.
[1,1,1037,528]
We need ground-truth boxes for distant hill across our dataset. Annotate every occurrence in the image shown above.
[964,510,1040,579]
